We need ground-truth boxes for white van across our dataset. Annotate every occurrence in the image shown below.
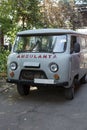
[7,29,87,99]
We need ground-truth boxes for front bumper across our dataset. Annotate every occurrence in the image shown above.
[7,78,68,87]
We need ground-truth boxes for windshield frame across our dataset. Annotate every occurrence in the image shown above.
[13,34,67,53]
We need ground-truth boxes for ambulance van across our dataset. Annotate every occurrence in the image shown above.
[7,29,87,99]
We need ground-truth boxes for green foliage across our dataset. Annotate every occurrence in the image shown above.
[0,0,15,34]
[0,0,43,44]
[0,0,84,44]
[6,0,42,30]
[7,27,19,44]
[0,47,10,75]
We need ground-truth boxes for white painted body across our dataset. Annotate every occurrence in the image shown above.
[7,29,87,88]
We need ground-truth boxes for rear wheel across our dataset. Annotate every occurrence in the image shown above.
[17,84,30,96]
[64,82,75,100]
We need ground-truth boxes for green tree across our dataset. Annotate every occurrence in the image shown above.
[0,0,42,35]
[0,47,10,76]
[0,0,14,34]
[8,0,42,30]
[0,0,43,44]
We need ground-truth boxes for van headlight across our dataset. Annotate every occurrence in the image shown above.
[10,62,18,70]
[49,63,58,72]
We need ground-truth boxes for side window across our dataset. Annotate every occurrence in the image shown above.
[70,36,77,53]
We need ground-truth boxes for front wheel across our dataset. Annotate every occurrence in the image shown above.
[64,82,75,100]
[17,84,30,96]
[80,74,87,84]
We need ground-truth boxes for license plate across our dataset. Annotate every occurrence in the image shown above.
[23,62,40,67]
[34,79,54,84]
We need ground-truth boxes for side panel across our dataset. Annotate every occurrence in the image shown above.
[69,34,87,84]
[79,36,87,79]
[68,35,80,86]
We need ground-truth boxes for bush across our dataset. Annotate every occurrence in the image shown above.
[0,47,10,77]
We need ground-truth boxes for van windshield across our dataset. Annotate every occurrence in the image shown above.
[13,35,67,53]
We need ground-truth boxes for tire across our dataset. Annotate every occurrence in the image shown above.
[64,82,75,100]
[74,78,80,88]
[80,74,87,84]
[17,84,30,96]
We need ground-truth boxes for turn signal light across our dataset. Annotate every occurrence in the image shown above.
[54,74,59,80]
[10,71,14,77]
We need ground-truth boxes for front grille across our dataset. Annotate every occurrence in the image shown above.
[20,70,47,80]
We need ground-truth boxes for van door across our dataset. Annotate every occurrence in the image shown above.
[70,36,80,83]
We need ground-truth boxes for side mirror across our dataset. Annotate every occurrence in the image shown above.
[74,43,80,53]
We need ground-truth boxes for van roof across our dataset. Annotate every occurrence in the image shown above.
[17,28,78,36]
